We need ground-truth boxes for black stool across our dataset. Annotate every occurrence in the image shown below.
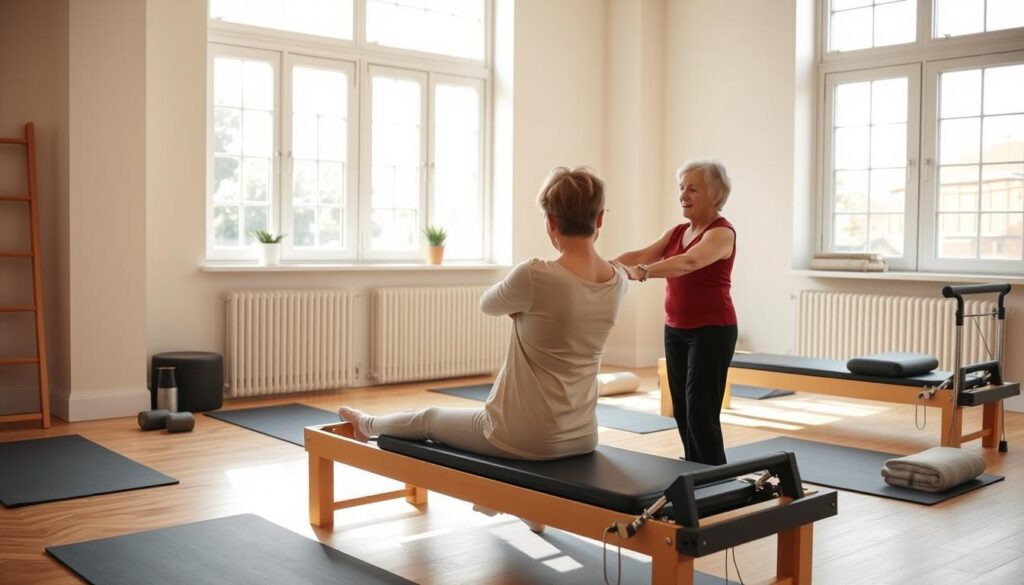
[150,351,224,412]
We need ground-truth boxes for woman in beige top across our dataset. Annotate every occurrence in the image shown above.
[339,166,628,461]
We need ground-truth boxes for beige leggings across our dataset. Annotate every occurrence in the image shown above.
[359,406,522,459]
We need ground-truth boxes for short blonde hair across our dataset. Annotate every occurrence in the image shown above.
[536,166,605,237]
[676,159,731,210]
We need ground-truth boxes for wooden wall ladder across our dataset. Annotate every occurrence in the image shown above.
[0,123,51,428]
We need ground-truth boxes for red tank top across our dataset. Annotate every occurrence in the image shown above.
[663,217,737,329]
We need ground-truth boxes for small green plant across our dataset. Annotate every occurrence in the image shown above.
[423,225,448,247]
[251,229,287,244]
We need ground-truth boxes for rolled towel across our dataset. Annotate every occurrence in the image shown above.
[881,447,985,492]
[597,372,641,396]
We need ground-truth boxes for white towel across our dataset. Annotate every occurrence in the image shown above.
[881,447,985,492]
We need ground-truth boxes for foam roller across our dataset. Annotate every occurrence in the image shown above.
[597,372,641,396]
[166,412,195,433]
[138,409,171,430]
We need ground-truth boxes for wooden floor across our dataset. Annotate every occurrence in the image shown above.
[1,368,1022,584]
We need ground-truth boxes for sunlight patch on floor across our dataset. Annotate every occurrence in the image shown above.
[719,412,803,430]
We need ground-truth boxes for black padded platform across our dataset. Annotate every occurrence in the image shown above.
[732,352,981,388]
[377,436,752,515]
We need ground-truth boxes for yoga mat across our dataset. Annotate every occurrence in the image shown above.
[430,384,677,434]
[47,514,415,585]
[205,403,338,446]
[730,384,794,400]
[0,434,178,508]
[725,436,1003,505]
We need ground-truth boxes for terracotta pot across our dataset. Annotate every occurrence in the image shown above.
[426,245,445,265]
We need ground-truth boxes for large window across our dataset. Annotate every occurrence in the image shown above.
[819,0,1024,274]
[207,0,490,263]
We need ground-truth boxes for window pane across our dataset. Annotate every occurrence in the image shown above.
[868,213,904,256]
[371,75,422,252]
[939,165,980,212]
[291,65,350,252]
[871,78,908,124]
[214,204,240,246]
[939,118,981,165]
[833,0,871,9]
[213,58,241,107]
[874,0,916,47]
[214,156,241,201]
[434,83,483,260]
[209,0,353,40]
[835,126,870,169]
[980,213,1023,259]
[211,55,275,251]
[831,7,873,52]
[938,213,978,258]
[834,214,868,251]
[984,64,1024,116]
[366,0,485,60]
[242,157,270,202]
[982,114,1024,163]
[981,163,1024,212]
[836,82,870,126]
[940,69,982,119]
[835,170,869,212]
[935,0,985,37]
[293,207,315,247]
[870,169,906,213]
[987,0,1024,32]
[871,123,907,168]
[243,206,268,245]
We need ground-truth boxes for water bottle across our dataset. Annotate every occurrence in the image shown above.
[156,366,178,412]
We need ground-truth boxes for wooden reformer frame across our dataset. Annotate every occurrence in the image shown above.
[659,284,1018,450]
[306,422,836,585]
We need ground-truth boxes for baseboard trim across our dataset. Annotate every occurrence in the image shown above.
[51,387,151,422]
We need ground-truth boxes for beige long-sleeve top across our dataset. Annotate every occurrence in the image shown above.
[479,258,628,459]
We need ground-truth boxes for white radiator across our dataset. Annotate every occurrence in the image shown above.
[371,286,511,383]
[225,290,355,397]
[794,290,998,371]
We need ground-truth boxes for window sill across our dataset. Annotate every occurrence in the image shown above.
[791,269,1024,285]
[200,261,512,273]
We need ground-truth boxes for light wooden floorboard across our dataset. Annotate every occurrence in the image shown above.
[1,368,1022,584]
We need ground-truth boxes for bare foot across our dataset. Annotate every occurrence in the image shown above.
[338,406,370,442]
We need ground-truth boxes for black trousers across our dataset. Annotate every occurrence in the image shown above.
[664,323,738,465]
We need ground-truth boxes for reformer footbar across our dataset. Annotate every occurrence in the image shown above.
[305,422,838,585]
[941,283,1017,451]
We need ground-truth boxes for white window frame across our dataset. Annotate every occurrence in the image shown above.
[919,50,1024,275]
[206,44,281,262]
[816,0,1024,275]
[206,0,493,264]
[280,54,359,261]
[429,73,489,261]
[360,65,429,261]
[821,64,922,270]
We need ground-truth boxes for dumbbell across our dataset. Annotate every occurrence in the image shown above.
[138,409,171,430]
[166,412,195,433]
[137,410,195,432]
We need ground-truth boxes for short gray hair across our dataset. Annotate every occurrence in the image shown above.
[676,159,731,211]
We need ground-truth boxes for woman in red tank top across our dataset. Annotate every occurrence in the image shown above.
[613,159,737,465]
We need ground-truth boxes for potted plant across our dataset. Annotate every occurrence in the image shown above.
[423,225,447,265]
[251,229,287,266]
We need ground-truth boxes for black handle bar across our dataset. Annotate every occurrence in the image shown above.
[942,283,1011,324]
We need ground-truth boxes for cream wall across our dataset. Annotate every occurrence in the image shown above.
[0,0,69,416]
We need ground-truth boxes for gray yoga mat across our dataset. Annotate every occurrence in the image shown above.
[0,434,178,508]
[205,403,338,446]
[730,384,794,400]
[429,384,677,434]
[47,514,415,585]
[725,436,1003,505]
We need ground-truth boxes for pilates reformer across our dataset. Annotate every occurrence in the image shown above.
[306,422,837,585]
[660,284,1019,449]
